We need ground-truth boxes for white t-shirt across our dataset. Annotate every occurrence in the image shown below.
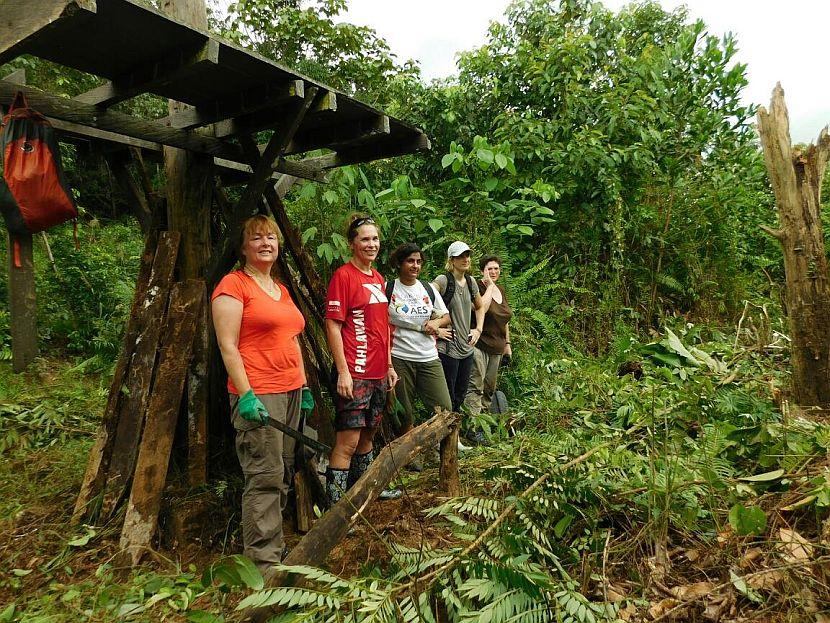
[388,279,448,362]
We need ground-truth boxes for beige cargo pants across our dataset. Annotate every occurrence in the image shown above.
[230,388,301,575]
[464,348,502,415]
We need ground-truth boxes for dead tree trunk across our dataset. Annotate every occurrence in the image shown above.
[757,84,830,409]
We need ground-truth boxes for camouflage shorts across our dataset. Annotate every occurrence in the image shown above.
[334,377,389,431]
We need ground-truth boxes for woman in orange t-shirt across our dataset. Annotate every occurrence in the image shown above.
[211,215,306,576]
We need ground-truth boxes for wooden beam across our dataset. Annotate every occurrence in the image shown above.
[119,279,204,566]
[2,69,26,84]
[213,90,337,139]
[6,232,37,373]
[205,88,318,287]
[159,79,304,130]
[0,0,97,66]
[285,114,390,156]
[241,410,459,623]
[73,40,219,108]
[0,80,327,182]
[300,132,431,170]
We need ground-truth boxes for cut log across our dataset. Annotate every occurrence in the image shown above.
[100,231,181,518]
[241,409,459,623]
[439,423,461,496]
[119,279,205,566]
[6,231,37,373]
[757,84,830,409]
[73,228,162,523]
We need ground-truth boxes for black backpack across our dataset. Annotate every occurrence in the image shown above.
[385,279,436,306]
[440,272,477,308]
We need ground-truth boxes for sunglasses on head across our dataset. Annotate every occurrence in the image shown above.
[349,217,375,230]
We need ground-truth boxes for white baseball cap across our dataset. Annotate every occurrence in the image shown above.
[447,241,471,258]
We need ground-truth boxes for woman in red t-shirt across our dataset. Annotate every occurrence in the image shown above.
[211,215,306,576]
[324,214,399,505]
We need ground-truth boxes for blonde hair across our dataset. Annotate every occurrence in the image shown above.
[445,255,471,272]
[238,215,281,267]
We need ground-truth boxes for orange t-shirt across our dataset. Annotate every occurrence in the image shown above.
[212,271,306,395]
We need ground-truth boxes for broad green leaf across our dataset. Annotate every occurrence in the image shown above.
[484,177,498,191]
[301,226,317,244]
[477,149,494,164]
[11,569,31,577]
[495,153,508,169]
[663,328,700,366]
[441,153,455,168]
[728,504,766,536]
[410,199,427,208]
[739,469,784,483]
[322,190,339,205]
[427,218,444,232]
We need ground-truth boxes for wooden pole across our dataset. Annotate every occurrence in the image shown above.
[439,422,461,496]
[6,231,37,372]
[757,84,830,409]
[241,409,459,623]
[161,0,212,488]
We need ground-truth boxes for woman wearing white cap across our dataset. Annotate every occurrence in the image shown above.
[431,241,492,416]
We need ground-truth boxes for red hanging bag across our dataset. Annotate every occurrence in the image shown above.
[0,91,78,237]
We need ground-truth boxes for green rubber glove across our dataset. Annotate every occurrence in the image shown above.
[238,389,269,425]
[301,387,314,415]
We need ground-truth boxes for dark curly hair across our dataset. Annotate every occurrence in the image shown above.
[390,242,424,269]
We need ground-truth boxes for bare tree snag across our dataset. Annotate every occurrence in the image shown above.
[6,231,37,373]
[241,409,460,623]
[119,279,205,566]
[101,232,181,518]
[107,154,153,234]
[73,229,161,523]
[757,84,830,409]
[439,423,461,496]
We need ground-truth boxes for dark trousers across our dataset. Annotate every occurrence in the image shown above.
[438,352,474,412]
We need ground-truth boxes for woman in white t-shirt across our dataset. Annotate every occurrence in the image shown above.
[387,243,453,435]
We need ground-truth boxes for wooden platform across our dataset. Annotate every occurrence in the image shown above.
[0,0,429,178]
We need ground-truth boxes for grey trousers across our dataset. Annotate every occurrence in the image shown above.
[391,356,452,429]
[464,348,502,416]
[230,388,301,574]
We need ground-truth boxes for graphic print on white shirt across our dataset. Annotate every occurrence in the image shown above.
[389,280,448,362]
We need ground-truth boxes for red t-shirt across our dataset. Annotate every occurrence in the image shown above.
[325,263,390,379]
[211,271,306,395]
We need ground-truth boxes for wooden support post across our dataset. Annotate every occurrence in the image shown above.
[161,0,213,488]
[439,422,461,496]
[106,154,153,234]
[73,229,162,523]
[6,231,37,373]
[241,409,459,623]
[757,84,830,409]
[119,279,205,566]
[101,232,181,518]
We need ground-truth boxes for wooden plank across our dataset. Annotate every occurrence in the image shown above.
[0,0,97,66]
[73,40,219,108]
[159,79,303,130]
[439,423,461,496]
[119,279,204,566]
[100,231,181,519]
[213,89,337,139]
[285,114,389,156]
[73,228,160,523]
[294,471,314,533]
[0,80,327,182]
[241,410,459,623]
[6,232,37,373]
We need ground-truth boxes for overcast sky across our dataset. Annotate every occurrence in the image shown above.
[343,0,829,143]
